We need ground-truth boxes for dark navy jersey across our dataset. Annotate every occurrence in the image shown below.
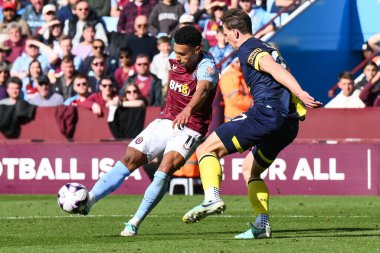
[238,37,306,119]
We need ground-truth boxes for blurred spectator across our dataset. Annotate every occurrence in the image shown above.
[22,59,41,100]
[0,42,11,68]
[150,36,171,86]
[87,55,106,92]
[191,0,211,30]
[117,0,153,35]
[120,54,163,106]
[63,0,108,47]
[11,37,58,79]
[204,0,238,9]
[240,0,275,39]
[57,0,79,22]
[368,32,380,54]
[109,82,146,138]
[81,76,119,116]
[29,75,64,107]
[325,71,365,108]
[148,0,185,37]
[209,26,234,71]
[64,73,91,105]
[202,1,225,47]
[0,76,22,105]
[37,18,63,50]
[119,83,147,107]
[22,0,45,34]
[79,38,118,75]
[219,57,252,121]
[176,13,210,52]
[72,22,95,60]
[4,23,27,63]
[88,0,111,17]
[56,36,82,69]
[355,61,378,90]
[41,4,57,22]
[0,63,10,100]
[0,1,30,42]
[114,47,134,89]
[359,71,380,107]
[125,15,159,63]
[52,55,77,100]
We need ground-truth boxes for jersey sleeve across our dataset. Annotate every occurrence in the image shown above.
[196,57,219,87]
[240,40,270,71]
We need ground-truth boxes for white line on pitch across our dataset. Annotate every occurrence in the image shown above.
[0,214,374,220]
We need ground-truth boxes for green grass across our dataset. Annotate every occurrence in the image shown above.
[0,195,379,252]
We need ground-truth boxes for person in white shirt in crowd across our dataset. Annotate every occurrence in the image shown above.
[325,71,365,108]
[29,75,64,107]
[11,37,58,79]
[63,0,108,47]
[150,36,171,86]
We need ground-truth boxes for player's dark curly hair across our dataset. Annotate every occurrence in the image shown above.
[173,26,202,48]
[221,9,252,34]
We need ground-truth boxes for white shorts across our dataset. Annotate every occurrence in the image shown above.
[128,119,203,162]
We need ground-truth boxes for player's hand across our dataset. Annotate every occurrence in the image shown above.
[172,106,192,129]
[297,90,323,108]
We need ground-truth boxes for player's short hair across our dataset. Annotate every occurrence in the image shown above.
[174,26,202,48]
[221,9,252,35]
[339,71,353,81]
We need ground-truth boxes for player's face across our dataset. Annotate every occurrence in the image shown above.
[223,25,238,50]
[173,43,201,68]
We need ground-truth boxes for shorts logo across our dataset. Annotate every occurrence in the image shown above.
[135,137,143,144]
[247,48,263,65]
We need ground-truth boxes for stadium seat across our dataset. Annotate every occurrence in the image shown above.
[168,178,201,196]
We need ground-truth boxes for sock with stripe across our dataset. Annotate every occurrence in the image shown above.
[247,178,270,228]
[199,153,222,203]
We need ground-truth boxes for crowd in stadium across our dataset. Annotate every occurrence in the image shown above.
[0,0,379,138]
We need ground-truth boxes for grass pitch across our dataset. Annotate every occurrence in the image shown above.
[0,195,379,253]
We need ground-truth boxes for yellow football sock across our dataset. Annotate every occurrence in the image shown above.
[198,153,222,191]
[248,179,269,216]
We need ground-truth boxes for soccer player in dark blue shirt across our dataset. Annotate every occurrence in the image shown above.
[183,8,322,239]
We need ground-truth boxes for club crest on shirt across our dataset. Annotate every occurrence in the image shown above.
[135,137,143,144]
[207,67,215,74]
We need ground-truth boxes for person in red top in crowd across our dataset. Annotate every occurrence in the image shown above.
[117,0,155,35]
[202,1,226,47]
[80,76,119,116]
[114,47,134,90]
[4,23,27,63]
[22,59,42,101]
[120,53,163,106]
[68,26,219,238]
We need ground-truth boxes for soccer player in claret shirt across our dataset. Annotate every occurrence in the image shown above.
[182,9,322,239]
[76,25,219,237]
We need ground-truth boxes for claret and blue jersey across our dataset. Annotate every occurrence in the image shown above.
[238,37,306,120]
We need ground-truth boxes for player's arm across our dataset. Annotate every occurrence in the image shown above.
[258,54,322,108]
[172,79,214,129]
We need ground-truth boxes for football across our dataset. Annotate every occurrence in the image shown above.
[57,183,89,214]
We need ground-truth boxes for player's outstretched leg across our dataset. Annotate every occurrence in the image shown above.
[235,178,271,239]
[183,153,225,223]
[121,171,170,236]
[79,161,132,215]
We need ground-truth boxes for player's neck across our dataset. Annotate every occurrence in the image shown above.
[237,34,253,49]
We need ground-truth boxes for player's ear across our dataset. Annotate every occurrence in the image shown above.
[194,45,201,54]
